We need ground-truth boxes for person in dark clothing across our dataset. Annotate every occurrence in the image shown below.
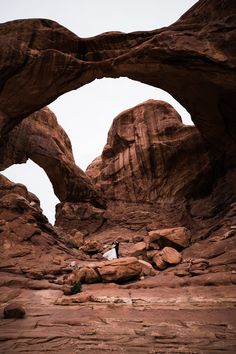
[113,241,120,258]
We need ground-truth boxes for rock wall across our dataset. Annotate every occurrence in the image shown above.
[87,100,210,203]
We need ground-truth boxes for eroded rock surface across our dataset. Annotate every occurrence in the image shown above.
[0,107,105,208]
[87,100,210,202]
[0,0,235,171]
[0,1,236,352]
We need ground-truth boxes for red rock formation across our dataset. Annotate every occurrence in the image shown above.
[0,2,235,351]
[87,100,210,203]
[0,173,64,276]
[0,0,235,171]
[0,107,105,208]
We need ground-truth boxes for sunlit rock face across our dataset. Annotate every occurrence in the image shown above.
[0,107,105,208]
[87,100,210,203]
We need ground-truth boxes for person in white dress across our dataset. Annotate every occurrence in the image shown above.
[103,241,119,260]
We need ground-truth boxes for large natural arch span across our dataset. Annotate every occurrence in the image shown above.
[0,0,235,171]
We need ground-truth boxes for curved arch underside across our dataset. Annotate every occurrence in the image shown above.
[0,0,235,207]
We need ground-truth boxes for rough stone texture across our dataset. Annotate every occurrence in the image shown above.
[1,287,236,354]
[0,1,236,351]
[0,107,105,208]
[87,100,210,203]
[124,242,146,258]
[0,0,235,242]
[147,227,191,251]
[152,247,182,270]
[0,173,88,283]
[3,303,25,319]
[95,257,142,283]
[68,267,100,285]
[161,246,182,265]
[138,260,156,277]
[55,201,106,234]
[152,252,168,270]
[80,240,102,255]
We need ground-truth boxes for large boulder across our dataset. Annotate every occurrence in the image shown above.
[68,267,100,285]
[152,247,182,270]
[95,257,142,283]
[147,227,191,251]
[125,242,146,258]
[65,257,143,285]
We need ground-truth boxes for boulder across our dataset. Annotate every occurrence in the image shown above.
[95,257,142,283]
[147,250,160,260]
[126,242,146,257]
[138,260,156,276]
[80,240,102,255]
[68,267,100,284]
[152,247,182,270]
[152,252,168,270]
[3,303,26,319]
[148,227,191,251]
[161,247,182,266]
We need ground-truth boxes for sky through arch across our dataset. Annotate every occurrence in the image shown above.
[1,0,197,223]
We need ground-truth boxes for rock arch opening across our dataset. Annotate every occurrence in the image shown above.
[1,78,192,224]
[49,77,192,171]
[2,160,59,224]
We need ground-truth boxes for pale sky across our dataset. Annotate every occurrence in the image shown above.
[1,0,198,223]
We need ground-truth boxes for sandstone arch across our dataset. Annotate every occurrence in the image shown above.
[0,107,105,207]
[0,0,235,171]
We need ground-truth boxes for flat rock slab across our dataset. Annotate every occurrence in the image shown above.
[0,287,235,353]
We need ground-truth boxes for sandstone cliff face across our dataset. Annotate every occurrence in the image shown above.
[0,173,59,274]
[0,107,105,208]
[0,0,235,173]
[87,100,210,203]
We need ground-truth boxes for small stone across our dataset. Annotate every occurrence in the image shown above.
[4,303,25,319]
